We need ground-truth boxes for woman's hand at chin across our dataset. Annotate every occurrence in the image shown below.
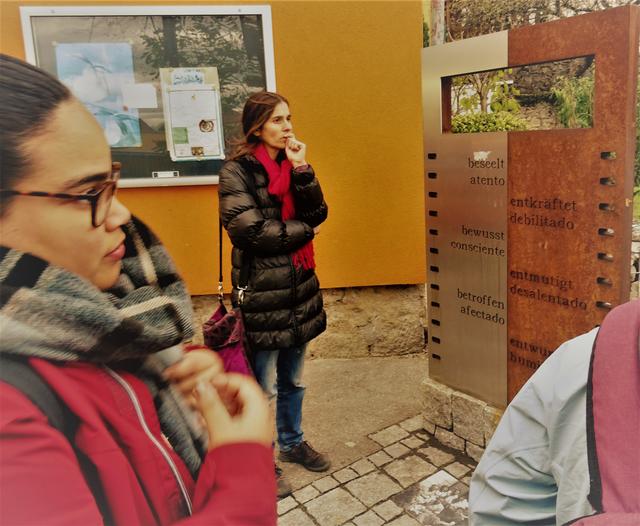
[285,135,307,168]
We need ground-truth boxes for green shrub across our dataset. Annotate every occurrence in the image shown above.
[451,111,528,133]
[551,71,594,129]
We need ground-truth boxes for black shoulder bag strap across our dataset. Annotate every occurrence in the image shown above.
[219,192,251,305]
[0,355,113,524]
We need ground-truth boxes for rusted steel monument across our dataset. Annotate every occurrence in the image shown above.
[422,6,640,406]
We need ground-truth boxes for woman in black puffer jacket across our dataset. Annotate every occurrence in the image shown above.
[218,91,330,497]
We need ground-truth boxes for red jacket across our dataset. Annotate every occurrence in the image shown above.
[0,358,277,525]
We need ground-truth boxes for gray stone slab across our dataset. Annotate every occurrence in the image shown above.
[278,507,315,526]
[293,484,319,504]
[385,442,411,458]
[369,425,410,446]
[353,510,384,526]
[277,496,297,516]
[312,475,339,493]
[445,461,471,479]
[372,500,403,521]
[350,458,376,475]
[417,446,455,467]
[399,415,425,432]
[305,488,366,526]
[401,436,425,450]
[383,455,438,488]
[345,472,403,507]
[334,467,359,483]
[368,450,393,466]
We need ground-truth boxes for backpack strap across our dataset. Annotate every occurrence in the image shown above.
[586,300,640,513]
[0,355,76,438]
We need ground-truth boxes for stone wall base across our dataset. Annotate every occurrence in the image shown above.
[191,284,426,359]
[420,377,504,462]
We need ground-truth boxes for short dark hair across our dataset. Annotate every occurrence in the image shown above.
[230,91,289,159]
[0,54,72,206]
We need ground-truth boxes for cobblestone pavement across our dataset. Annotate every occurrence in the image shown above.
[277,414,477,526]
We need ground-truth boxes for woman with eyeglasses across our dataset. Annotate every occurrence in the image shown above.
[0,54,276,525]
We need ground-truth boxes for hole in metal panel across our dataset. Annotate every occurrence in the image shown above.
[431,353,441,359]
[430,266,440,272]
[597,252,614,262]
[429,210,438,217]
[430,247,439,254]
[427,153,437,159]
[600,151,617,160]
[596,277,612,286]
[596,301,612,310]
[598,203,615,211]
[430,284,440,291]
[598,227,615,237]
[431,301,440,307]
[429,229,439,235]
[431,319,441,326]
[428,172,438,179]
[428,191,438,198]
[599,177,616,186]
[432,336,441,344]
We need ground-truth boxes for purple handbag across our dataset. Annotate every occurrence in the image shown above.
[202,300,253,376]
[202,216,253,376]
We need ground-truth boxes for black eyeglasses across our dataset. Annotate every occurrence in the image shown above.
[0,162,121,227]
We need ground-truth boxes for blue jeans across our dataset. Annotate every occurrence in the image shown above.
[253,344,306,451]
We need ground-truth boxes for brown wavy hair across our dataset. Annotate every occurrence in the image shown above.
[229,91,289,160]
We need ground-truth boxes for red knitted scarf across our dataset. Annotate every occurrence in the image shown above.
[254,144,315,270]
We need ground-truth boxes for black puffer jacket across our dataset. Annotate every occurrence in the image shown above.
[218,154,328,351]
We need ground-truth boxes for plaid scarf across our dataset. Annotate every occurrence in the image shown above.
[0,216,206,475]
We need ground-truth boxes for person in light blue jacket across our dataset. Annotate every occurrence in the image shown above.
[469,328,598,525]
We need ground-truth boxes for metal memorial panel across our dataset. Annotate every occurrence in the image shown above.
[422,6,639,406]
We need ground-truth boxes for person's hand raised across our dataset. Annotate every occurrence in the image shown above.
[164,347,224,408]
[285,135,307,168]
[193,373,273,449]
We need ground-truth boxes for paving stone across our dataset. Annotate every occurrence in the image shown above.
[369,425,410,447]
[466,441,485,463]
[435,427,465,451]
[312,475,339,493]
[419,470,458,489]
[392,478,469,525]
[305,488,366,526]
[386,516,421,526]
[345,472,403,507]
[417,446,455,467]
[384,442,410,458]
[445,461,471,479]
[277,496,297,515]
[278,507,315,526]
[293,484,319,503]
[399,414,424,432]
[368,450,393,466]
[415,432,429,441]
[350,458,376,475]
[334,467,359,483]
[383,455,438,488]
[401,436,424,449]
[353,510,384,526]
[372,500,403,521]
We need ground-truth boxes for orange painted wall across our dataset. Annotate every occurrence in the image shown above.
[1,0,427,295]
